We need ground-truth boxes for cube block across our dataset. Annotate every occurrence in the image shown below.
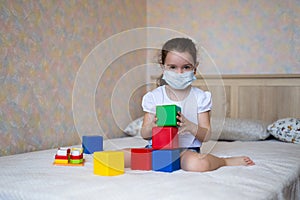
[82,135,103,154]
[131,148,152,170]
[93,151,124,176]
[152,149,181,172]
[152,127,178,149]
[156,105,181,127]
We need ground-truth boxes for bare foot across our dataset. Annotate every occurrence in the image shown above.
[224,156,255,166]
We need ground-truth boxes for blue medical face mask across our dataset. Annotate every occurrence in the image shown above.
[162,70,196,90]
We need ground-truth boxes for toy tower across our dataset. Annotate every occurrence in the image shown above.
[151,105,181,172]
[131,105,181,172]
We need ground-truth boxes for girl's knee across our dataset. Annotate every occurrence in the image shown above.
[181,153,210,172]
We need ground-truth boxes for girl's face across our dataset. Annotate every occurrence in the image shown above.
[163,51,197,74]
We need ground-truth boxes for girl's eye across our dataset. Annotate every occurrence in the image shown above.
[169,65,176,69]
[165,64,194,71]
[183,65,192,70]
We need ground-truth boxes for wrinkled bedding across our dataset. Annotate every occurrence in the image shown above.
[0,136,299,200]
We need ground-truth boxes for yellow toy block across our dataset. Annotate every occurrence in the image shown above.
[93,151,124,176]
[54,159,69,164]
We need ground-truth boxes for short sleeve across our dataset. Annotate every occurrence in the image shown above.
[197,91,212,113]
[142,92,156,114]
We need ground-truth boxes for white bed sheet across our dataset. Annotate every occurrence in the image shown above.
[0,136,299,200]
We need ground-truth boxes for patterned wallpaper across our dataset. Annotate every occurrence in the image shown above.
[147,0,300,75]
[1,0,299,156]
[0,0,146,156]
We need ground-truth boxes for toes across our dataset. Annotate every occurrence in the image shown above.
[244,157,255,166]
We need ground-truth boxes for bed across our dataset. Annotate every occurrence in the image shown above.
[0,74,300,200]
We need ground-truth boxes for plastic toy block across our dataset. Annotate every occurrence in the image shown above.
[82,135,103,154]
[152,127,179,149]
[71,147,83,155]
[70,159,84,164]
[152,149,181,172]
[94,151,124,176]
[54,159,69,164]
[156,105,181,127]
[56,147,70,156]
[54,147,70,164]
[55,155,69,160]
[70,154,83,160]
[131,148,152,170]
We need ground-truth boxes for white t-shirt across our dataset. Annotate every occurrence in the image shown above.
[142,85,212,148]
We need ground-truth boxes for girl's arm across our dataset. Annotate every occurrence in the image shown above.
[141,112,156,140]
[177,111,211,142]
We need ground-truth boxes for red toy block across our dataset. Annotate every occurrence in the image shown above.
[70,154,83,160]
[55,155,69,160]
[152,127,179,150]
[131,148,152,170]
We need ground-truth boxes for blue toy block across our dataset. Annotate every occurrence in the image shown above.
[152,149,181,172]
[82,135,103,154]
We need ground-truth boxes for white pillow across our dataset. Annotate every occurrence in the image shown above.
[124,116,269,141]
[267,118,300,144]
[124,117,143,137]
[211,117,269,141]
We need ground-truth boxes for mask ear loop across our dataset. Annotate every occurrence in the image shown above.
[156,64,167,87]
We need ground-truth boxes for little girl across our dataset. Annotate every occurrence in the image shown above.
[138,37,255,172]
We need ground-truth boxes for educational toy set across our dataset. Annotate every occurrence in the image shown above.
[53,147,84,166]
[53,105,181,176]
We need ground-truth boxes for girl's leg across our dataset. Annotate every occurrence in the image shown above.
[180,151,255,172]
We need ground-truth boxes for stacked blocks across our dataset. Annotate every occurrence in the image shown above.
[70,148,84,164]
[131,148,152,170]
[54,147,70,164]
[94,151,124,176]
[53,147,84,166]
[89,105,182,174]
[82,135,103,154]
[152,104,181,172]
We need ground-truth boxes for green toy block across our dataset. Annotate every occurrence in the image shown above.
[156,105,181,127]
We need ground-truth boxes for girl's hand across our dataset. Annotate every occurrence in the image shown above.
[176,112,197,135]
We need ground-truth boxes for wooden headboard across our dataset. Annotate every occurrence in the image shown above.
[193,74,300,123]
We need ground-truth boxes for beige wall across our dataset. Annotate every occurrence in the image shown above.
[0,0,146,156]
[147,0,300,75]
